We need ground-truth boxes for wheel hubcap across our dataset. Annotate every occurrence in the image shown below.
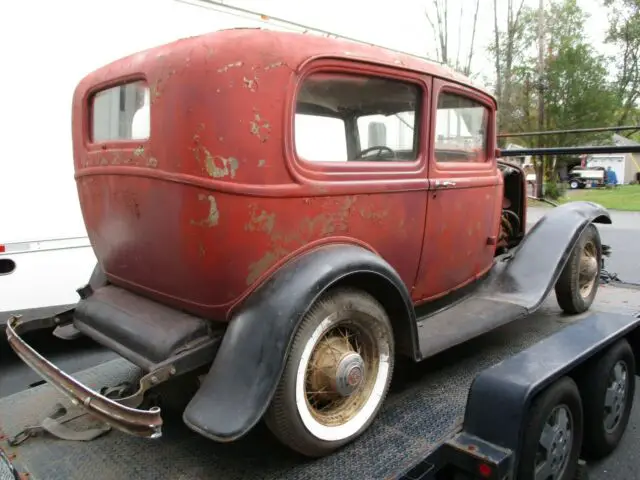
[604,361,628,432]
[308,336,366,399]
[336,352,365,396]
[579,240,598,298]
[535,405,573,480]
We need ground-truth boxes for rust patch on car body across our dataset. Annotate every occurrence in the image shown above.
[191,194,220,228]
[217,61,243,73]
[249,113,271,142]
[245,205,276,235]
[244,196,359,285]
[243,76,258,92]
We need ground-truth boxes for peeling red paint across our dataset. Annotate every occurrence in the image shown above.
[191,194,220,228]
[243,76,258,92]
[217,61,243,72]
[249,113,270,142]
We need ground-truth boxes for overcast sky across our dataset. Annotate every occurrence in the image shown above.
[218,0,613,87]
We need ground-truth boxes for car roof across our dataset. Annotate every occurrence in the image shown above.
[170,28,497,104]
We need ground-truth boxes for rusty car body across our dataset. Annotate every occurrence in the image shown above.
[6,28,610,457]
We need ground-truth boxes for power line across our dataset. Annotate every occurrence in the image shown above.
[175,0,441,65]
[498,125,640,138]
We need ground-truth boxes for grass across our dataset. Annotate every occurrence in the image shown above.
[557,184,640,211]
[527,184,640,211]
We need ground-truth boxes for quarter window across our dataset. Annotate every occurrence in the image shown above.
[295,73,421,163]
[435,92,488,163]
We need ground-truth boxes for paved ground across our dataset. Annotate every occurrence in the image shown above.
[527,206,640,285]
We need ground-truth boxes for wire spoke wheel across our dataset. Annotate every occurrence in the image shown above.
[265,288,394,457]
[303,318,381,428]
[555,223,602,314]
[578,240,598,299]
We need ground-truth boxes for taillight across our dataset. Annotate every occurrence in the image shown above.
[478,462,493,478]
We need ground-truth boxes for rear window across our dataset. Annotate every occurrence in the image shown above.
[91,80,149,142]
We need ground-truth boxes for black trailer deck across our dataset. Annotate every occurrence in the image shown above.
[1,284,639,480]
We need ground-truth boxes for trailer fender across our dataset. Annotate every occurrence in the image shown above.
[459,312,640,473]
[489,200,611,310]
[182,243,416,442]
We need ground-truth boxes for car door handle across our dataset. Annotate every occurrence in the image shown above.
[435,180,457,188]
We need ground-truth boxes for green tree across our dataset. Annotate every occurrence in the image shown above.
[604,0,640,139]
[488,0,528,134]
[520,0,619,144]
[492,0,621,196]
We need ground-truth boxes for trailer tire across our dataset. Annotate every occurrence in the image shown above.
[570,180,580,189]
[264,287,394,457]
[554,223,601,314]
[580,339,635,460]
[517,376,583,480]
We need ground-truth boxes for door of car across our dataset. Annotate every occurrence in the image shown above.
[412,78,501,302]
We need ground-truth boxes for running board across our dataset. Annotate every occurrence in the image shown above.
[417,298,527,359]
[415,201,611,361]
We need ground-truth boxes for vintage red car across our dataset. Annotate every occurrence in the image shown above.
[6,28,608,457]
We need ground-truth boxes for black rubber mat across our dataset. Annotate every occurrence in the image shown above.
[1,287,638,480]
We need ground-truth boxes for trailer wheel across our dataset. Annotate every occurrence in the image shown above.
[569,180,580,189]
[517,377,583,480]
[264,287,394,457]
[554,223,601,314]
[580,339,635,460]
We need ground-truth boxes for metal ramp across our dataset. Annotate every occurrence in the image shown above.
[1,286,638,480]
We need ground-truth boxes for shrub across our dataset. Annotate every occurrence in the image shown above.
[544,181,566,200]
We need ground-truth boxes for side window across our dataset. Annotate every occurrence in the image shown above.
[434,92,488,163]
[295,72,421,163]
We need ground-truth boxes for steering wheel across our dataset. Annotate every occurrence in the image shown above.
[355,145,396,160]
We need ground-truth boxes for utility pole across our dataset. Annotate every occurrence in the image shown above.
[536,0,545,198]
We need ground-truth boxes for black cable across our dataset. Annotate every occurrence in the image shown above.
[600,268,640,287]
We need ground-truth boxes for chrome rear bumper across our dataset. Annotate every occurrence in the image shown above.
[5,315,163,439]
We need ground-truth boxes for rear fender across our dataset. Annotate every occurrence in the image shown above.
[488,201,611,310]
[182,243,416,442]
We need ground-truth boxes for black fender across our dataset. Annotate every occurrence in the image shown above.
[460,311,640,473]
[486,200,611,311]
[182,243,416,442]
